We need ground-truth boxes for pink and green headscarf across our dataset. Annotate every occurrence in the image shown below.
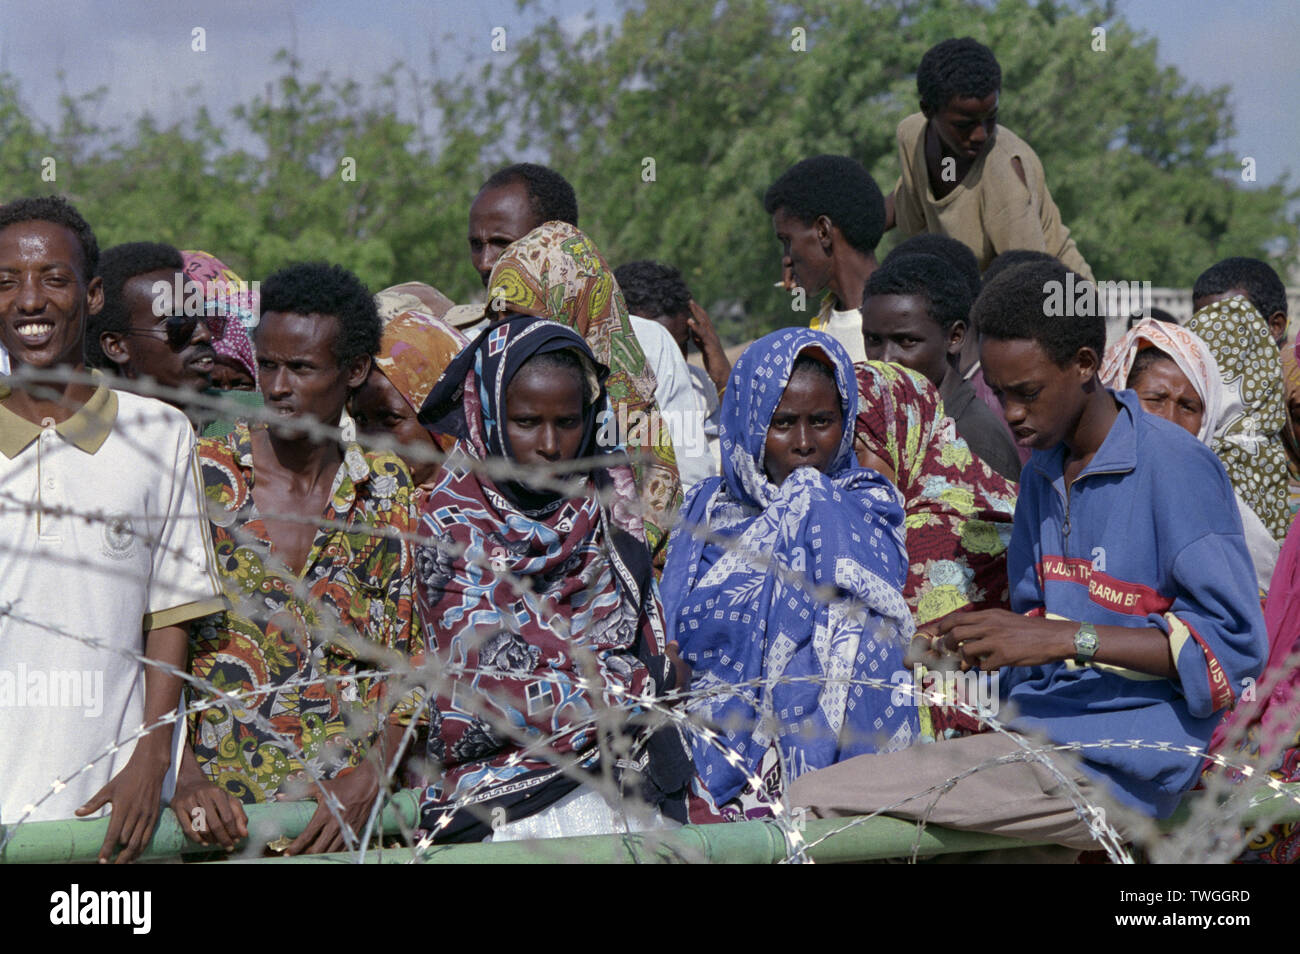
[181,250,259,385]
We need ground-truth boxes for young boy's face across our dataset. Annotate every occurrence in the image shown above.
[861,293,962,388]
[980,336,1093,451]
[929,91,999,161]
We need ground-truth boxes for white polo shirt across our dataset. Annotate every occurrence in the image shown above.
[0,382,225,824]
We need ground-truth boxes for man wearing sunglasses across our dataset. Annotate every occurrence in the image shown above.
[88,242,215,417]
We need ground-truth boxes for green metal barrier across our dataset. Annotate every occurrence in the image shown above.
[225,815,1051,864]
[0,789,420,864]
[5,783,1299,864]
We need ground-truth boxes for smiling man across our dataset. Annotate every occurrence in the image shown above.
[888,37,1093,280]
[86,242,215,417]
[0,196,224,862]
[764,155,887,364]
[175,262,422,855]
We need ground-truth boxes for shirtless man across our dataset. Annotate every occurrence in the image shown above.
[174,262,421,855]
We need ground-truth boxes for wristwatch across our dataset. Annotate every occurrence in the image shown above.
[1073,622,1099,665]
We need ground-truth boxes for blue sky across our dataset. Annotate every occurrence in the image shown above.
[0,0,1293,186]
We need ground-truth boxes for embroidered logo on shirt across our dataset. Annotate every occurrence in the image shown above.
[101,512,137,560]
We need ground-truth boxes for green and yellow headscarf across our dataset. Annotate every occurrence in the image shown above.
[486,222,683,561]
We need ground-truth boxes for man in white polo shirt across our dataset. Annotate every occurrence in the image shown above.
[0,196,224,863]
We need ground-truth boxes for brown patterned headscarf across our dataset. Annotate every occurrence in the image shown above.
[376,282,455,322]
[374,310,468,414]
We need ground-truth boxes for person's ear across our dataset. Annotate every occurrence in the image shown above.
[344,354,372,391]
[85,275,104,317]
[1076,345,1100,380]
[99,331,133,370]
[947,319,967,356]
[1268,310,1287,346]
[815,215,834,254]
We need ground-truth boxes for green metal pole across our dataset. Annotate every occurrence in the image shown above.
[0,789,421,864]
[8,782,1299,864]
[225,782,1300,864]
[221,815,1051,864]
[1158,782,1300,830]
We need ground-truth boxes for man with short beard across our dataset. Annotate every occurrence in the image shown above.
[467,163,579,288]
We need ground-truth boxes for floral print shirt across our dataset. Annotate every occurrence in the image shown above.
[188,422,421,803]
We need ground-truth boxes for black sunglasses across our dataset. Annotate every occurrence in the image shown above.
[124,314,222,349]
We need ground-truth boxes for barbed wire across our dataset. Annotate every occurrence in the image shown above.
[0,365,1293,864]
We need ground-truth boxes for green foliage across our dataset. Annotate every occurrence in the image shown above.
[0,55,497,303]
[453,0,1300,342]
[0,76,56,188]
[0,0,1295,346]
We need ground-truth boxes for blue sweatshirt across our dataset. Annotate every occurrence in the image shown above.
[1002,390,1267,817]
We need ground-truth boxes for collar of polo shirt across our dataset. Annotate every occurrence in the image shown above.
[0,376,118,459]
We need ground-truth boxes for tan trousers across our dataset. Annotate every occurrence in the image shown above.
[787,731,1134,851]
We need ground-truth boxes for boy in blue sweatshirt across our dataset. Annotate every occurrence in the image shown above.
[789,260,1266,847]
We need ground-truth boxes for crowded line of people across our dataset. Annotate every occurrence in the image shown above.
[0,37,1291,863]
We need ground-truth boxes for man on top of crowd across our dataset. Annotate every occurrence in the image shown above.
[887,37,1094,280]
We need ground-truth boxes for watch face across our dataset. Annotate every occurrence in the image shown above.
[1075,626,1099,659]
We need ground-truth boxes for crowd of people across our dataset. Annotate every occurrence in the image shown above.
[0,37,1295,864]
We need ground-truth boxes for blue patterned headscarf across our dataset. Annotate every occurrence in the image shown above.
[661,328,918,807]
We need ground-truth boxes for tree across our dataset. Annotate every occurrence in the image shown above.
[444,0,1299,343]
[0,56,499,304]
[1,0,1294,343]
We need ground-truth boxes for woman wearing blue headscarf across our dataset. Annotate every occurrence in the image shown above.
[661,328,918,816]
